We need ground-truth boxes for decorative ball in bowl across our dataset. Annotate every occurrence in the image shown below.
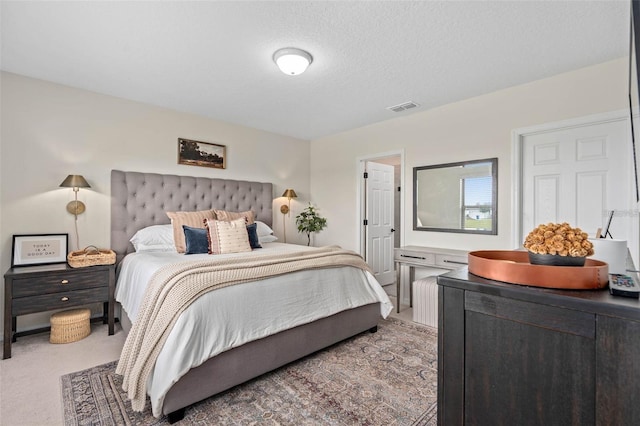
[523,222,594,267]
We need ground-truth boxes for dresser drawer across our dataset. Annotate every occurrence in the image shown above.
[11,269,108,297]
[395,250,436,265]
[12,287,108,316]
[435,254,468,269]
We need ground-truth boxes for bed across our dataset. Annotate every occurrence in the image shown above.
[110,170,392,423]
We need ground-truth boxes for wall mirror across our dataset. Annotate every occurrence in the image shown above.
[413,158,497,234]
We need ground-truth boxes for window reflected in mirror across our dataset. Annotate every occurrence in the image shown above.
[413,158,497,234]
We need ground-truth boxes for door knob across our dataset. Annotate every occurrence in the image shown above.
[391,228,396,232]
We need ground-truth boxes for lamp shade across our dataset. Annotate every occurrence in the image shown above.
[59,175,90,189]
[273,48,312,75]
[282,189,297,199]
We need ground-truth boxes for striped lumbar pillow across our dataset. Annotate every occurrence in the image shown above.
[213,209,255,224]
[166,209,216,253]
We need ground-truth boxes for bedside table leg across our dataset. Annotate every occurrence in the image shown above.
[11,317,16,342]
[108,266,115,335]
[4,276,12,359]
[105,301,114,335]
[108,309,114,335]
[3,318,12,359]
[102,302,108,325]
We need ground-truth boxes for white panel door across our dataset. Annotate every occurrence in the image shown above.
[366,161,395,285]
[522,119,633,255]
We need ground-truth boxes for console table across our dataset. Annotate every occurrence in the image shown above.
[394,246,467,313]
[438,268,640,425]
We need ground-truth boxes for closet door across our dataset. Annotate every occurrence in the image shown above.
[521,119,630,243]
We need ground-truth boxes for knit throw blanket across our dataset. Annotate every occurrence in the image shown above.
[115,246,372,413]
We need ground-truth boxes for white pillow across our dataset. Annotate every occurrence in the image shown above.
[131,243,177,252]
[255,220,274,237]
[258,235,278,243]
[130,224,176,252]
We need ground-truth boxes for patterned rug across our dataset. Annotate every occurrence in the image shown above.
[61,317,438,425]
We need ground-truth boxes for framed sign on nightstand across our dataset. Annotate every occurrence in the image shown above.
[11,233,68,267]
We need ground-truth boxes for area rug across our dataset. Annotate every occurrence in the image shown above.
[61,317,438,425]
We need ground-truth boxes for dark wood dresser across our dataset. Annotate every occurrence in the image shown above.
[3,263,115,359]
[437,268,640,426]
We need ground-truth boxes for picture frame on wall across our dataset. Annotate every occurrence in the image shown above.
[178,138,226,169]
[11,233,69,267]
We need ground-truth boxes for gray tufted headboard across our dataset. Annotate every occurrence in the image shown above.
[111,170,273,262]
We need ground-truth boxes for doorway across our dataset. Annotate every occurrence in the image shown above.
[358,151,404,287]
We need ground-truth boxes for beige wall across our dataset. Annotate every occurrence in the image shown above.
[309,58,630,253]
[0,57,631,333]
[0,72,310,332]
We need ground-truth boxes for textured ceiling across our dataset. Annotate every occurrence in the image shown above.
[0,1,630,141]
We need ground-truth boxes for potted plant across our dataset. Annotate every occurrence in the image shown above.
[295,203,327,246]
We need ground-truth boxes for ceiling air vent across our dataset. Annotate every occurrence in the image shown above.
[386,101,420,113]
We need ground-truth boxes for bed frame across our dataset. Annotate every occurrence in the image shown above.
[110,170,381,423]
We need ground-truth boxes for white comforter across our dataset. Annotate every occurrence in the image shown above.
[115,243,392,416]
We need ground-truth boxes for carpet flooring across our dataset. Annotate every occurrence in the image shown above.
[61,317,438,425]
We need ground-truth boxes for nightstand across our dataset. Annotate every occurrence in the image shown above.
[3,263,115,359]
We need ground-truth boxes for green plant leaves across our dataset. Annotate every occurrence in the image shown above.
[295,203,327,246]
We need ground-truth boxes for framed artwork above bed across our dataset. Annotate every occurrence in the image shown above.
[178,138,226,169]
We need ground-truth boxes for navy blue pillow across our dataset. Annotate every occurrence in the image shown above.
[183,225,209,254]
[247,223,262,249]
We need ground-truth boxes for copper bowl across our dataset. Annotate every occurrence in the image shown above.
[467,250,608,290]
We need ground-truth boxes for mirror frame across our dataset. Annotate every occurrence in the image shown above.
[413,157,498,235]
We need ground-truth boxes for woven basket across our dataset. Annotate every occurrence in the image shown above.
[50,308,91,344]
[67,245,116,268]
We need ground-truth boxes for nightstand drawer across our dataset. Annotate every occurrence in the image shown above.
[11,270,108,297]
[12,287,108,316]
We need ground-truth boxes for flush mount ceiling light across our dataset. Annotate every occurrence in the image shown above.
[273,47,313,76]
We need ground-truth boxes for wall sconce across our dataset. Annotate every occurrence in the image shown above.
[60,174,90,250]
[60,175,91,217]
[280,189,297,216]
[280,189,297,243]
